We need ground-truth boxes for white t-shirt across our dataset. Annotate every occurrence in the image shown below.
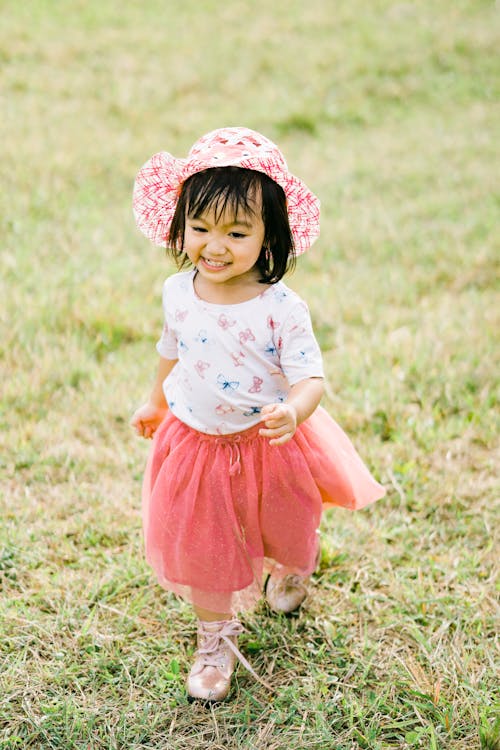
[156,271,324,434]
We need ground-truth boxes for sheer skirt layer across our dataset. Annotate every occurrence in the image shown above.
[142,407,385,613]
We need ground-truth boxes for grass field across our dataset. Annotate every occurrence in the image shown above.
[1,1,499,748]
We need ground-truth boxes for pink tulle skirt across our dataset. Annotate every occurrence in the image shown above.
[142,406,385,614]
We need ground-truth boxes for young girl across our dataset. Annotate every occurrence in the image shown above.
[131,127,385,702]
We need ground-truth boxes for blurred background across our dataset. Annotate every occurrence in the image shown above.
[1,1,498,747]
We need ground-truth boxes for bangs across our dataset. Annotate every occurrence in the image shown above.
[183,167,261,223]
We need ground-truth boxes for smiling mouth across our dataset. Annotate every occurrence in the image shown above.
[201,258,230,268]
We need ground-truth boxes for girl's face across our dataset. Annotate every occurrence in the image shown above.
[184,196,265,291]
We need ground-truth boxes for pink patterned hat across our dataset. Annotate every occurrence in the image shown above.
[133,127,320,254]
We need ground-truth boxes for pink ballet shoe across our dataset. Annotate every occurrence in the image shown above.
[266,550,320,614]
[187,619,272,702]
[265,573,309,614]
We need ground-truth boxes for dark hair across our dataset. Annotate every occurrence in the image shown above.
[167,166,295,283]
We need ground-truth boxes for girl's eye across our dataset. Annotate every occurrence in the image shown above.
[191,226,207,233]
[230,232,246,239]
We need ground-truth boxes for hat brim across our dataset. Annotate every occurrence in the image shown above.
[133,151,320,254]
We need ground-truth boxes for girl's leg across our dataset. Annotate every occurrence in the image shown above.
[194,605,231,622]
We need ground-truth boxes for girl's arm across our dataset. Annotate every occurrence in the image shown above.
[259,377,324,446]
[130,356,178,439]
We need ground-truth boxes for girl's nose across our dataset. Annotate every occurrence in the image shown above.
[206,235,226,254]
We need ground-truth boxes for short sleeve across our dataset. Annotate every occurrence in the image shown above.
[278,301,324,385]
[155,278,179,359]
[156,321,178,359]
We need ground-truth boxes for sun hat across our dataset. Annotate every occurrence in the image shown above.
[133,126,320,255]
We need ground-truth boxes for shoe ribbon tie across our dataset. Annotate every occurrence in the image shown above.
[197,620,273,690]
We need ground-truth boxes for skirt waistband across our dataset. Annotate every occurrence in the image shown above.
[164,413,265,476]
[177,416,264,445]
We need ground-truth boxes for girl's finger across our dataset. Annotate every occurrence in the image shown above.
[264,419,293,432]
[262,420,279,430]
[259,423,290,439]
[269,431,293,446]
[260,407,278,421]
[259,426,279,438]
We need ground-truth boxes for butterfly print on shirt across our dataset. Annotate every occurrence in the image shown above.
[294,350,308,362]
[194,360,210,378]
[248,376,263,393]
[195,329,209,344]
[231,351,246,367]
[267,315,280,330]
[215,403,236,416]
[243,406,262,417]
[239,328,255,344]
[218,313,236,330]
[217,373,240,391]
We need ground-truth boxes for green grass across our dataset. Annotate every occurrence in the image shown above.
[1,0,499,748]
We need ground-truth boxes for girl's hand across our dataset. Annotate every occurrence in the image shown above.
[259,403,297,446]
[130,402,168,440]
[258,378,324,446]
